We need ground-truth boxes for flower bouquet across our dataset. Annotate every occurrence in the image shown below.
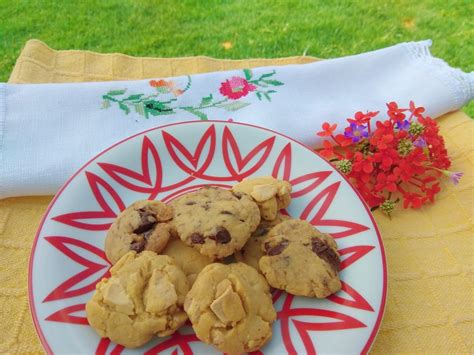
[317,101,462,216]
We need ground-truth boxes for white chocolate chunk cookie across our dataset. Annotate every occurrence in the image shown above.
[259,219,341,298]
[105,200,173,264]
[170,187,260,260]
[86,251,189,348]
[184,263,276,354]
[232,176,292,221]
[161,237,213,285]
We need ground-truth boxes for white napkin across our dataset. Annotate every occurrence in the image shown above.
[0,40,472,199]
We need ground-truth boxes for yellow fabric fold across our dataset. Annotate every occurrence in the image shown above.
[1,39,472,353]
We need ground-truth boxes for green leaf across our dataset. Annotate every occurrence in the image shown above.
[107,89,127,96]
[125,94,144,101]
[216,101,250,111]
[182,107,208,120]
[155,87,169,94]
[243,69,253,80]
[119,102,130,114]
[264,93,271,101]
[258,70,276,79]
[263,79,284,86]
[200,94,213,106]
[256,92,263,101]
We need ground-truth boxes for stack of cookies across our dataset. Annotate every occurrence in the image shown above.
[86,176,342,353]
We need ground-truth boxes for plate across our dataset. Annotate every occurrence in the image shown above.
[29,121,386,354]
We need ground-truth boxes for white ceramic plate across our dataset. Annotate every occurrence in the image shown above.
[29,121,386,354]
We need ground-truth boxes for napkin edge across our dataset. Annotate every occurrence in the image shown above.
[404,39,474,109]
[0,83,5,197]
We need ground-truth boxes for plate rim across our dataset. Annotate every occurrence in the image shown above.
[28,120,387,355]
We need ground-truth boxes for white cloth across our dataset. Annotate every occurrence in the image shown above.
[0,40,472,199]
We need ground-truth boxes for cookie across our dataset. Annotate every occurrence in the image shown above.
[259,219,341,298]
[161,237,213,285]
[86,251,189,348]
[184,263,276,354]
[235,213,290,271]
[105,200,173,264]
[170,187,260,260]
[232,176,292,221]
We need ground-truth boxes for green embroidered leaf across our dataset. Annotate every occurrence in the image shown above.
[107,89,127,96]
[200,94,213,106]
[143,100,175,116]
[182,107,208,120]
[125,94,144,101]
[155,87,169,94]
[119,102,131,114]
[263,79,284,86]
[102,100,111,109]
[264,93,271,101]
[256,92,263,101]
[243,69,253,80]
[216,101,250,111]
[258,70,276,79]
[134,102,145,116]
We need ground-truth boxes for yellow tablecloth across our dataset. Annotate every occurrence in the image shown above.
[1,39,472,353]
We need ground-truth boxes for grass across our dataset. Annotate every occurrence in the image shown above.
[0,0,472,114]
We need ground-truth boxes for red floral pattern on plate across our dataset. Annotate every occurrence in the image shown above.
[29,121,386,354]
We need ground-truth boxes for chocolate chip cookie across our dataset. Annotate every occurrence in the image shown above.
[170,187,260,260]
[235,212,290,271]
[105,200,173,265]
[184,262,276,354]
[161,237,213,285]
[232,176,292,221]
[259,219,341,298]
[86,251,189,348]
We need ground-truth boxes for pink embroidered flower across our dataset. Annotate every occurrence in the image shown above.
[219,76,256,100]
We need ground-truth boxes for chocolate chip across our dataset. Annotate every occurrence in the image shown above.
[311,238,340,271]
[202,204,210,211]
[232,192,243,200]
[211,227,231,244]
[190,233,205,244]
[185,201,196,205]
[254,227,268,237]
[220,210,233,215]
[265,239,289,256]
[130,239,146,253]
[133,208,157,234]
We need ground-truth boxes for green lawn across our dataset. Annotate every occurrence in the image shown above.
[0,0,472,115]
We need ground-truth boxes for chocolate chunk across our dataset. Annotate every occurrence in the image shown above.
[185,201,196,205]
[311,238,340,271]
[133,208,157,234]
[264,239,289,256]
[254,227,268,237]
[202,204,210,211]
[220,210,233,215]
[130,239,146,253]
[190,233,205,244]
[214,227,231,244]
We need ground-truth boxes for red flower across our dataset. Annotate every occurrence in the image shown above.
[403,192,423,209]
[375,171,399,192]
[386,102,407,121]
[219,76,256,100]
[317,122,338,137]
[319,140,334,158]
[347,111,379,125]
[409,100,425,119]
